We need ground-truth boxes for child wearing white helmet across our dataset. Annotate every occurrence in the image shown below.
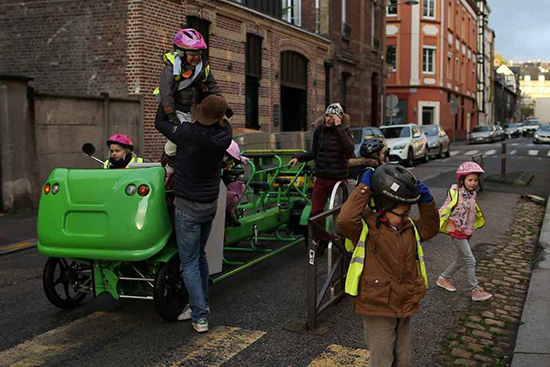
[437,161,492,302]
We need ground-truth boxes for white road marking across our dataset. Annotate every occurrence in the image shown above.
[450,151,459,156]
[528,150,539,156]
[464,150,479,156]
[511,143,519,146]
[484,150,496,156]
[547,150,550,157]
[510,150,517,155]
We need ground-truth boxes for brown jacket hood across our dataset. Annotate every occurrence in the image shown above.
[337,183,439,318]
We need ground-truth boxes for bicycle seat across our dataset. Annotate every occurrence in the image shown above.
[249,182,270,192]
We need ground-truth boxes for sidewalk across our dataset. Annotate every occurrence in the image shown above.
[0,209,37,247]
[511,194,550,367]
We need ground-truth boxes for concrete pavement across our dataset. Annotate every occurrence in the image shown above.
[511,194,550,367]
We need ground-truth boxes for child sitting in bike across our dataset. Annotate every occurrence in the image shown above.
[348,137,386,183]
[222,140,249,227]
[104,134,143,169]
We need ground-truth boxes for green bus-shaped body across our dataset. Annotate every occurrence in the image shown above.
[37,167,172,262]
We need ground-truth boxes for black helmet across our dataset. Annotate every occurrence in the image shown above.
[371,164,420,209]
[360,138,385,158]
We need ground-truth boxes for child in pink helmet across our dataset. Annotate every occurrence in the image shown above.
[222,140,249,227]
[437,161,492,302]
[104,134,144,169]
[154,28,232,176]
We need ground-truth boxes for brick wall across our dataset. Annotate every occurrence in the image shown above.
[0,0,129,97]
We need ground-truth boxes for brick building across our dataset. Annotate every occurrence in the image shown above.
[385,0,479,139]
[0,0,332,159]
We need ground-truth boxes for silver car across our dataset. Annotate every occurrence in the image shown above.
[468,126,493,144]
[504,123,520,138]
[533,124,550,144]
[421,125,451,158]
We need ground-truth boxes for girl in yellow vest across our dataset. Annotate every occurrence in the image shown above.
[104,134,143,169]
[338,165,439,367]
[436,161,491,302]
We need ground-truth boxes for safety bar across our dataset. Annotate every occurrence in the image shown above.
[307,205,351,330]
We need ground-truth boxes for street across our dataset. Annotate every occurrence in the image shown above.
[0,137,549,367]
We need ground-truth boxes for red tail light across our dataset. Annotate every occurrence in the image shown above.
[137,184,150,196]
[44,183,51,195]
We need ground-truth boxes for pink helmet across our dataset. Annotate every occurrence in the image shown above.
[226,140,242,162]
[456,161,484,180]
[106,133,134,150]
[173,28,207,50]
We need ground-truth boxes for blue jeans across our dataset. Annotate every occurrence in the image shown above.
[175,207,215,322]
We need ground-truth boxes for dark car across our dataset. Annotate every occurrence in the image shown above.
[420,124,451,158]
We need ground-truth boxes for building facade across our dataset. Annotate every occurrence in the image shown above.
[385,0,479,139]
[476,0,495,126]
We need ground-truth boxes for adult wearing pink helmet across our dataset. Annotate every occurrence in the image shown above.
[104,133,144,169]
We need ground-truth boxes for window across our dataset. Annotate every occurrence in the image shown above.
[387,0,398,16]
[283,0,301,26]
[238,0,282,19]
[422,107,435,125]
[245,34,262,130]
[387,45,397,71]
[315,0,321,33]
[340,73,350,111]
[423,0,435,19]
[456,58,459,83]
[423,47,436,74]
[447,53,452,79]
[186,16,210,60]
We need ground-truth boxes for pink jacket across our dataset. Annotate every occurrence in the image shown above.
[439,184,477,238]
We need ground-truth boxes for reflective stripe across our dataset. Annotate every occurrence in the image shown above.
[153,53,204,96]
[103,156,143,169]
[345,218,429,296]
[439,189,485,234]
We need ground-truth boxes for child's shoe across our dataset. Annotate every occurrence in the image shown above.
[471,286,492,302]
[436,276,456,292]
[192,318,209,333]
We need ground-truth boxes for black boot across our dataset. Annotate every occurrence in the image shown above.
[316,240,328,257]
[225,212,241,227]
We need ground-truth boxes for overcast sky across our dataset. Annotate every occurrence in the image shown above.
[489,0,550,62]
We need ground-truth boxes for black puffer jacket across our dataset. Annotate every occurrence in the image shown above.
[295,123,355,179]
[155,105,232,203]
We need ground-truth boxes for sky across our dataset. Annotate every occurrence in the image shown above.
[489,0,550,62]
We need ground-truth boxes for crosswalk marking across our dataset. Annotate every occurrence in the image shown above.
[484,149,496,156]
[0,312,127,367]
[307,345,370,367]
[464,150,479,156]
[510,150,517,155]
[528,150,539,156]
[450,151,459,156]
[157,326,266,367]
[511,143,519,146]
[547,150,550,157]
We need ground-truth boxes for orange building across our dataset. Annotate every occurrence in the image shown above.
[385,0,479,139]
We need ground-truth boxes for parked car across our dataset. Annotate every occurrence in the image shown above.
[380,124,429,167]
[504,123,520,138]
[523,120,540,136]
[533,124,550,144]
[420,124,451,158]
[494,125,506,141]
[516,122,525,136]
[468,125,494,144]
[351,126,386,157]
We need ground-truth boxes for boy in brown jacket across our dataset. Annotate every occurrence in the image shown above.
[337,165,439,367]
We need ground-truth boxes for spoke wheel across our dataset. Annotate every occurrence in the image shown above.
[43,258,87,309]
[154,257,189,322]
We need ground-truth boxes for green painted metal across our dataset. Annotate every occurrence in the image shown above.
[148,243,178,264]
[300,204,312,226]
[37,167,172,261]
[93,262,120,299]
[224,207,291,246]
[212,236,304,284]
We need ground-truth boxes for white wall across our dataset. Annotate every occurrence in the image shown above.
[535,98,550,123]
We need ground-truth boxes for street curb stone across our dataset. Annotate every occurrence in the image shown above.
[437,198,545,367]
[511,194,550,367]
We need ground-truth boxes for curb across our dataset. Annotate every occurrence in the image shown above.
[511,195,550,367]
[0,239,37,257]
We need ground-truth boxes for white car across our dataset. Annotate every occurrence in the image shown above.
[380,124,429,167]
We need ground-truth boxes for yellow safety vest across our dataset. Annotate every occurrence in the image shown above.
[344,218,428,296]
[152,52,210,99]
[103,156,144,169]
[439,188,485,234]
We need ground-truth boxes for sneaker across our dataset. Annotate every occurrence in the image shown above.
[471,287,493,302]
[177,304,191,321]
[192,318,209,333]
[436,276,457,292]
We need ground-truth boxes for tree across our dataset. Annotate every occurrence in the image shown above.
[520,105,535,119]
[494,52,507,66]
